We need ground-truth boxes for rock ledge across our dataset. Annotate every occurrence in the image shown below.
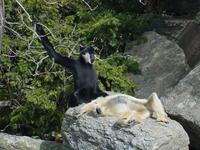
[62,105,189,150]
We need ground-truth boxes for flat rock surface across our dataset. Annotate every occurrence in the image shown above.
[62,105,189,150]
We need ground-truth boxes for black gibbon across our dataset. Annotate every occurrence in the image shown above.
[34,22,108,107]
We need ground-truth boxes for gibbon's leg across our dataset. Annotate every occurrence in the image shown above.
[117,94,149,105]
[68,90,81,107]
[129,109,150,123]
[68,93,78,107]
[115,93,167,123]
[117,106,150,124]
[146,93,168,122]
[98,107,115,117]
[117,111,133,124]
[95,86,108,97]
[117,109,150,124]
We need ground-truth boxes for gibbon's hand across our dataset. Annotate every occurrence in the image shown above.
[32,20,39,26]
[32,20,45,36]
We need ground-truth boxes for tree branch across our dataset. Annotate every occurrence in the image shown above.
[0,0,4,53]
[43,0,62,6]
[15,0,32,22]
[81,0,98,11]
[0,101,12,107]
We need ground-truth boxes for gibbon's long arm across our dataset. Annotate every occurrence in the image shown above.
[35,23,75,67]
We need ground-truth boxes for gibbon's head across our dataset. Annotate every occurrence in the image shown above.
[80,45,95,64]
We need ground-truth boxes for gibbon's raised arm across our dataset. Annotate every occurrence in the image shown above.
[35,23,75,67]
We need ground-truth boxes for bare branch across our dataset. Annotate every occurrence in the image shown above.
[0,125,10,132]
[15,0,57,40]
[0,101,12,107]
[43,0,62,6]
[81,0,98,11]
[15,0,32,22]
[2,0,83,78]
[0,0,5,53]
[4,25,28,41]
[139,0,146,5]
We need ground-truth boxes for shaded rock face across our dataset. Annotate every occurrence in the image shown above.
[146,0,200,16]
[0,133,65,150]
[162,0,200,16]
[162,65,200,150]
[126,31,189,98]
[178,22,200,68]
[62,105,189,150]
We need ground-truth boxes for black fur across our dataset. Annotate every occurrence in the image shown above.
[35,23,107,107]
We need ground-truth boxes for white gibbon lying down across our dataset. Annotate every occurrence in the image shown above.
[77,92,168,124]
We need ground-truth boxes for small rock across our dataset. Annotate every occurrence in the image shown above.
[0,133,65,150]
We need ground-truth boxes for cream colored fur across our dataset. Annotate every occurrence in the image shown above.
[77,92,168,124]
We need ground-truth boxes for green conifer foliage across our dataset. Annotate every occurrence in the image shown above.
[0,0,149,137]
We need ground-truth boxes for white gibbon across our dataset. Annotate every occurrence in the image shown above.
[77,92,168,124]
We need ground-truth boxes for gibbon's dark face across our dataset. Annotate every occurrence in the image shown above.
[80,45,95,64]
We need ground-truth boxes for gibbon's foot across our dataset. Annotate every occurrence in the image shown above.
[77,109,87,117]
[155,112,168,123]
[116,118,141,125]
[115,119,139,128]
[77,102,97,117]
[32,20,39,25]
[128,120,140,126]
[76,106,88,117]
[114,120,129,127]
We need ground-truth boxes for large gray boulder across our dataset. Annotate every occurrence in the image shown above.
[0,133,65,150]
[162,64,200,150]
[62,105,189,150]
[146,18,200,68]
[126,31,189,98]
